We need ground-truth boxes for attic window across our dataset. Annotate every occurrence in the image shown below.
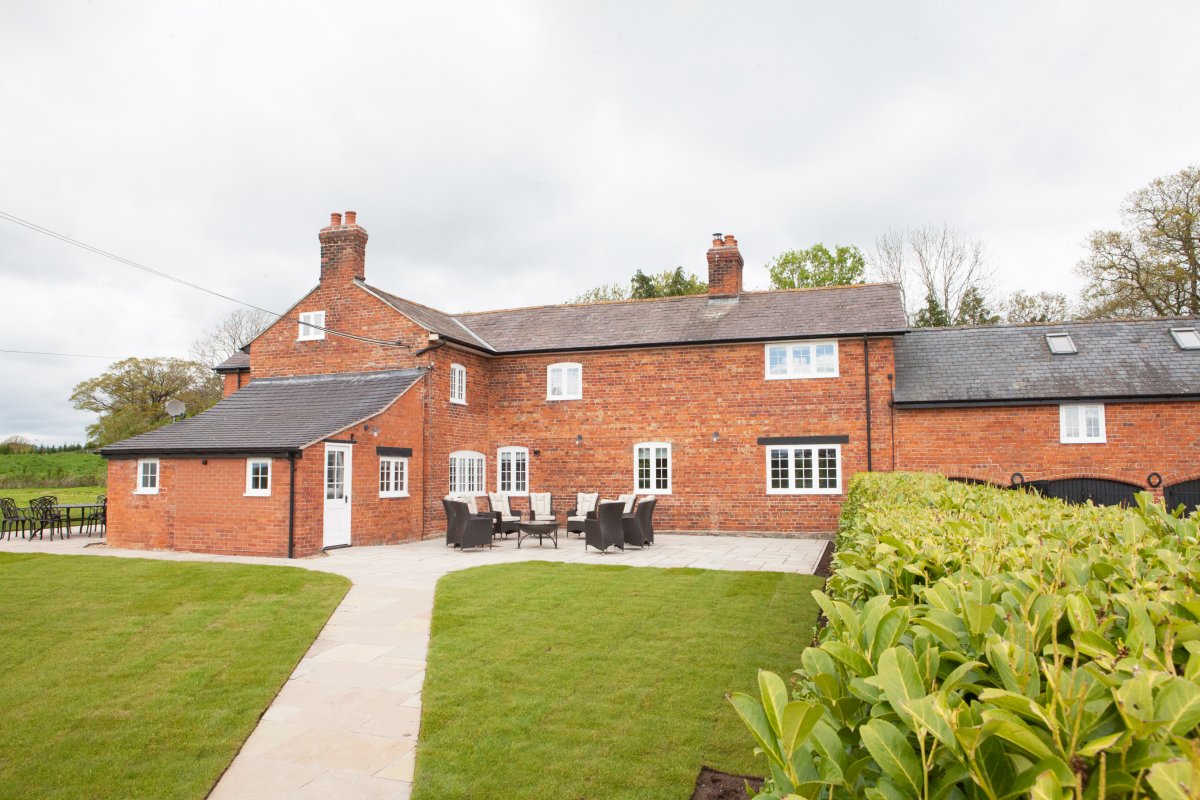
[1170,328,1200,350]
[1045,333,1076,354]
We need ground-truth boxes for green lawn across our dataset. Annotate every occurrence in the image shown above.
[0,451,105,488]
[414,562,821,800]
[2,485,106,505]
[0,553,350,800]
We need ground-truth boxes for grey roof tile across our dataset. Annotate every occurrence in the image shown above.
[214,351,250,371]
[453,284,906,353]
[101,369,424,455]
[894,318,1200,404]
[359,282,495,350]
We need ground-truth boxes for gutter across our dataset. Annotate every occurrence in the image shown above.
[862,336,872,472]
[487,330,911,357]
[894,393,1200,409]
[287,452,296,559]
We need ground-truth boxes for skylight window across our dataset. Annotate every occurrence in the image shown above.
[1170,328,1200,350]
[1045,333,1077,354]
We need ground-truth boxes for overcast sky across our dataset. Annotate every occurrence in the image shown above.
[2,1,1196,444]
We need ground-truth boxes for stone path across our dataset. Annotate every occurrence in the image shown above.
[1,532,829,799]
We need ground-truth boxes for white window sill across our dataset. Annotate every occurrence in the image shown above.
[244,491,271,497]
[635,488,672,496]
[380,491,409,499]
[133,489,159,495]
[765,372,840,380]
[1059,438,1107,445]
[547,395,583,402]
[297,336,325,342]
[450,399,467,406]
[766,487,842,495]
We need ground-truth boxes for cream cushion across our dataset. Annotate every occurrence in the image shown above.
[530,492,553,520]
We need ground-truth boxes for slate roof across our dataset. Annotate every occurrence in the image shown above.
[101,369,424,456]
[214,351,250,371]
[360,282,495,350]
[451,283,906,354]
[893,318,1200,406]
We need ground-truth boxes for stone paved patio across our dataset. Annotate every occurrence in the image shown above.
[0,531,829,799]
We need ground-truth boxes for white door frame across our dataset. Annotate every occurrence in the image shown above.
[323,443,353,548]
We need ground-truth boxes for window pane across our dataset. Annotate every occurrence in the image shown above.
[1063,406,1080,438]
[791,346,811,374]
[817,448,838,489]
[654,446,669,490]
[767,346,788,375]
[1085,407,1101,438]
[515,452,527,492]
[794,449,813,489]
[449,458,457,492]
[548,367,562,396]
[499,452,512,492]
[380,461,391,493]
[397,460,406,491]
[815,344,836,374]
[566,367,580,397]
[636,448,650,490]
[770,448,789,489]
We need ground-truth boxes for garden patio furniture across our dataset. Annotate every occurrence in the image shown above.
[517,519,558,548]
[617,494,637,513]
[527,492,553,522]
[54,500,105,537]
[81,495,107,537]
[584,501,625,553]
[622,496,656,547]
[487,492,521,537]
[28,496,68,540]
[566,492,599,537]
[1,497,30,540]
[444,499,494,551]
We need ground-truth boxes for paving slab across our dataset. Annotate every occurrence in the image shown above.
[0,530,827,798]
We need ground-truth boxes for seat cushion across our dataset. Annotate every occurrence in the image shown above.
[566,515,586,523]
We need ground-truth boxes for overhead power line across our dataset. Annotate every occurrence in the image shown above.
[0,348,128,359]
[0,211,410,350]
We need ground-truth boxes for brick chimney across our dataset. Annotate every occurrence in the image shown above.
[319,210,368,285]
[707,232,743,299]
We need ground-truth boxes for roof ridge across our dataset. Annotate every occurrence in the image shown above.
[908,315,1200,334]
[357,280,494,350]
[453,282,899,318]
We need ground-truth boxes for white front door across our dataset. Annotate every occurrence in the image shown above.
[323,443,352,548]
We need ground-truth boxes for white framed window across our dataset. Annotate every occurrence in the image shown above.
[298,310,326,341]
[634,442,672,495]
[766,445,841,495]
[1170,328,1200,350]
[449,450,485,494]
[547,362,583,400]
[1046,333,1077,354]
[765,340,839,379]
[1060,404,1106,443]
[135,458,159,494]
[379,457,409,498]
[245,459,271,496]
[450,363,467,405]
[497,447,529,494]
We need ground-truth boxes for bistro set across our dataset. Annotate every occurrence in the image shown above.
[0,495,107,541]
[442,491,657,553]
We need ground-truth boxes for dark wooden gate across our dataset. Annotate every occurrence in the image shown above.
[1165,479,1200,515]
[1023,477,1141,508]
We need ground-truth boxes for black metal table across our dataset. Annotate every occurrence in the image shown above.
[517,521,558,548]
[52,504,104,537]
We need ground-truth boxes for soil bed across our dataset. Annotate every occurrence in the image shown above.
[691,766,763,800]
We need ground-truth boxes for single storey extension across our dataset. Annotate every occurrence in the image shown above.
[99,211,1200,557]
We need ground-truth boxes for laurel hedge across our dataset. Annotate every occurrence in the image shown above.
[731,473,1200,800]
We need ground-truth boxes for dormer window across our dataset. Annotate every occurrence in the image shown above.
[298,311,326,341]
[1045,333,1076,354]
[1170,328,1200,350]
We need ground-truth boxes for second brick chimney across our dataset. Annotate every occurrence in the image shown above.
[707,233,743,299]
[319,210,368,286]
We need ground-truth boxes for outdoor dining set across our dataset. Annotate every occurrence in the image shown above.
[0,495,107,541]
[442,491,657,553]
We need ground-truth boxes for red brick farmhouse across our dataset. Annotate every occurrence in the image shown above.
[100,212,1200,557]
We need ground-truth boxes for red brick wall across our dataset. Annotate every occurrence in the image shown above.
[416,336,896,536]
[893,400,1200,497]
[220,371,249,397]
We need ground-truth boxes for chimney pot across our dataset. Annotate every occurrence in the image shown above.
[330,212,343,226]
[345,210,357,225]
[319,211,368,286]
[706,230,743,299]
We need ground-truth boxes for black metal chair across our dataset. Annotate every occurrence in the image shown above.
[584,501,625,553]
[28,496,67,540]
[622,497,656,548]
[82,495,106,537]
[1,498,29,540]
[446,499,494,551]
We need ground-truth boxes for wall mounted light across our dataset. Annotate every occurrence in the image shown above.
[575,434,583,446]
[533,448,541,457]
[712,431,720,442]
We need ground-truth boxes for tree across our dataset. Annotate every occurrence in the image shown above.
[190,308,272,367]
[71,357,222,447]
[767,244,866,289]
[571,267,707,303]
[1077,165,1200,318]
[869,224,996,324]
[955,285,1001,325]
[1005,290,1071,324]
[911,292,950,328]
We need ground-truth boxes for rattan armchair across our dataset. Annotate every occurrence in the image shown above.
[445,499,494,550]
[566,492,599,537]
[584,501,625,553]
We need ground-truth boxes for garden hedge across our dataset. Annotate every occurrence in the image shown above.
[731,473,1200,800]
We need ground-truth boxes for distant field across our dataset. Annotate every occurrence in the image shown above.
[2,486,106,505]
[0,452,105,489]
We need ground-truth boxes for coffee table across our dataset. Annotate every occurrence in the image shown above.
[517,520,558,548]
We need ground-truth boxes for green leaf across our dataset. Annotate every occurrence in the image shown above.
[1077,731,1124,757]
[759,670,790,739]
[780,701,823,757]
[1154,676,1200,735]
[980,709,1057,761]
[876,647,927,729]
[824,641,875,677]
[1074,630,1118,659]
[729,692,784,769]
[871,607,910,657]
[1030,768,1064,800]
[1146,759,1199,800]
[860,719,923,798]
[906,694,957,753]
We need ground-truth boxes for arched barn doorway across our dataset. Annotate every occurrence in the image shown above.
[1023,477,1142,508]
[1164,479,1200,515]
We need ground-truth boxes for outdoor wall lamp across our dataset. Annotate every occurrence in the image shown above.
[533,448,541,457]
[712,431,720,442]
[575,434,583,445]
